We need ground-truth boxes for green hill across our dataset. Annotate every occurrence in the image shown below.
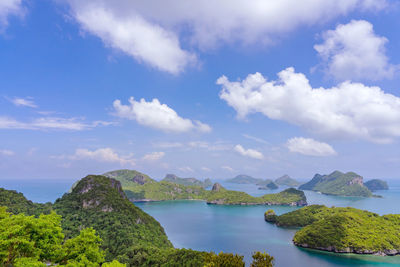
[299,171,372,197]
[265,205,400,255]
[162,174,212,188]
[53,175,172,260]
[258,181,279,190]
[365,179,389,191]
[103,169,156,185]
[274,175,300,187]
[226,174,263,184]
[0,188,52,216]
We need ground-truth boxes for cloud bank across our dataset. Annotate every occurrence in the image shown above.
[286,137,336,157]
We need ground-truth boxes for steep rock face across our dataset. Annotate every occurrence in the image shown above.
[347,176,363,186]
[212,183,223,192]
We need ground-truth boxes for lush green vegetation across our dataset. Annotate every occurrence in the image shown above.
[265,205,400,255]
[299,171,372,197]
[0,206,123,266]
[365,179,389,191]
[0,188,52,216]
[1,175,276,266]
[258,181,278,190]
[226,174,264,184]
[206,186,306,206]
[162,174,212,188]
[53,175,172,261]
[103,169,156,185]
[274,175,300,187]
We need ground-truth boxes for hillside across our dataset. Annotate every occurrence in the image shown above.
[258,181,279,190]
[53,175,172,260]
[265,205,400,255]
[365,179,389,191]
[299,171,372,197]
[103,169,156,185]
[162,174,212,188]
[274,175,300,187]
[206,185,306,206]
[0,187,52,216]
[227,174,263,184]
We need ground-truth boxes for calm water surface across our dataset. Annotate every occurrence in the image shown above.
[2,179,400,266]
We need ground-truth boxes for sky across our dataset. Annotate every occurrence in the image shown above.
[1,0,400,181]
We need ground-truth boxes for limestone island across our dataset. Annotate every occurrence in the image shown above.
[265,205,400,256]
[103,169,307,206]
[299,170,374,197]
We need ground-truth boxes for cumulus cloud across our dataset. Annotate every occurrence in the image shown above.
[68,148,135,166]
[8,97,37,108]
[0,0,24,32]
[218,67,400,143]
[286,137,337,157]
[113,97,211,133]
[142,151,165,161]
[234,144,264,160]
[315,20,398,81]
[0,116,110,131]
[63,0,386,73]
[0,149,15,156]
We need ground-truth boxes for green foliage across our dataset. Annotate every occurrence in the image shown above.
[103,169,156,186]
[62,228,105,266]
[0,188,52,216]
[14,257,46,267]
[299,171,372,197]
[162,174,212,188]
[0,210,64,265]
[204,252,245,267]
[250,251,274,267]
[102,260,126,267]
[365,179,389,191]
[53,175,172,261]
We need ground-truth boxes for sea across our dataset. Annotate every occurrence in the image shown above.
[2,178,400,267]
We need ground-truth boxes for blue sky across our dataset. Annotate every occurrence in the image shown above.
[1,0,400,181]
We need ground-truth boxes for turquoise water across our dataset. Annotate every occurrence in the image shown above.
[2,179,400,266]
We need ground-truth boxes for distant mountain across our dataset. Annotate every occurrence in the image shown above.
[162,174,212,188]
[227,174,264,184]
[299,171,372,197]
[258,181,279,190]
[275,175,300,187]
[365,179,389,191]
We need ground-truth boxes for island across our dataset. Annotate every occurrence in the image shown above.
[299,170,373,197]
[162,173,212,188]
[274,175,300,187]
[364,179,389,191]
[265,205,400,256]
[258,181,279,190]
[104,169,308,206]
[0,176,274,266]
[226,174,264,184]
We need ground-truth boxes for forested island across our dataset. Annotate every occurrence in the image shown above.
[265,205,400,256]
[299,171,374,197]
[103,169,307,206]
[0,175,275,266]
[227,174,300,189]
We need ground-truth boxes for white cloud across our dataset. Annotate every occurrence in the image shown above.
[242,134,269,145]
[8,97,37,108]
[0,149,15,156]
[66,1,196,74]
[218,67,400,143]
[113,97,211,133]
[142,151,165,161]
[286,137,337,157]
[0,116,110,131]
[315,20,398,81]
[234,144,264,160]
[201,167,211,172]
[0,0,24,32]
[69,148,135,166]
[221,165,235,172]
[178,166,194,172]
[64,0,386,73]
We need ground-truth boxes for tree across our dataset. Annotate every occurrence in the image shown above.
[250,251,274,267]
[102,260,127,267]
[204,252,245,267]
